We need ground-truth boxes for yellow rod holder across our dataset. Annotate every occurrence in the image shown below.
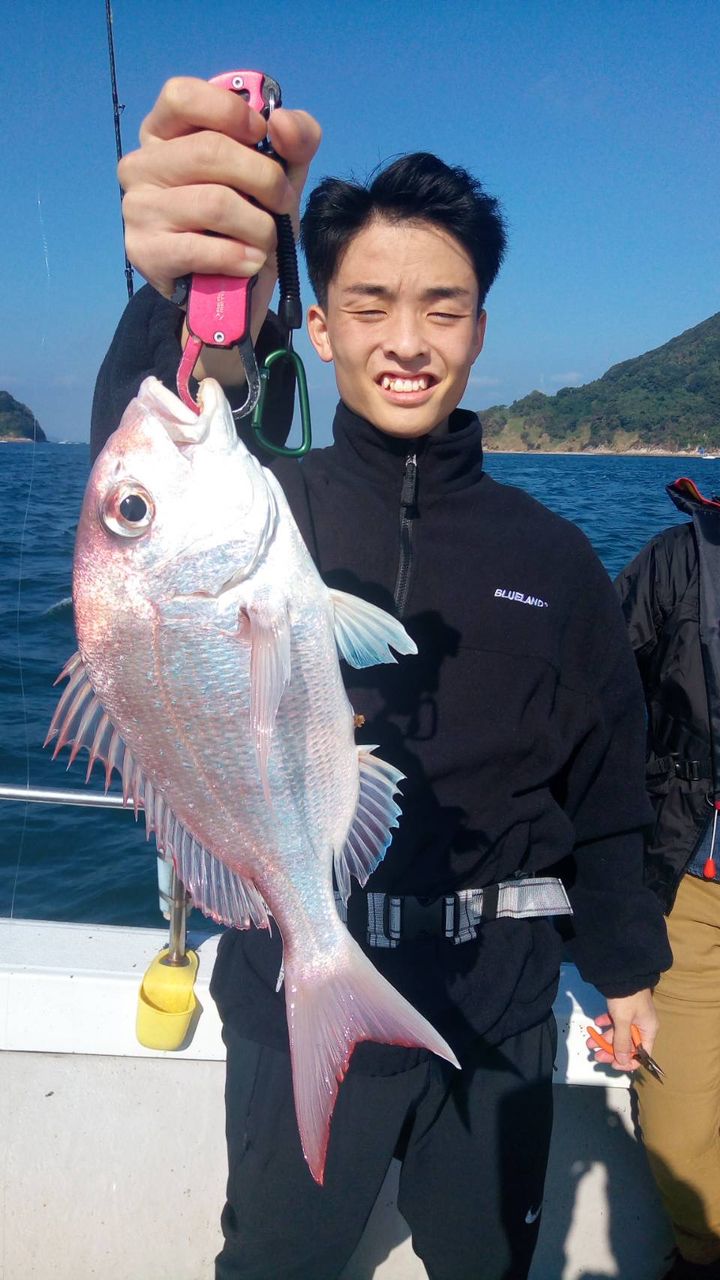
[136,867,199,1052]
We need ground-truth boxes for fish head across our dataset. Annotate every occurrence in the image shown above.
[74,377,279,650]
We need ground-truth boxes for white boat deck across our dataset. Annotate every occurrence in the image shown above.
[0,919,674,1278]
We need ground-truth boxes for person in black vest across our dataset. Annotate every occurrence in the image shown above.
[616,480,720,1280]
[93,76,671,1280]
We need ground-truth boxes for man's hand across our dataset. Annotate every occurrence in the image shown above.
[119,76,321,305]
[586,988,658,1071]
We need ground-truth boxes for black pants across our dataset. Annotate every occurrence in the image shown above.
[216,1015,556,1280]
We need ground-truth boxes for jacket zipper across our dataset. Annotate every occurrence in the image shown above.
[393,450,418,617]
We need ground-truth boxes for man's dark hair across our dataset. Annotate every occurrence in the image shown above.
[300,152,507,310]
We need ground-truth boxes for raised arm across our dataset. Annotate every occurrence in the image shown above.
[91,77,321,459]
[120,76,320,384]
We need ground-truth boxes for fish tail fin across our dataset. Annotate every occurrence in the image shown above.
[285,938,459,1184]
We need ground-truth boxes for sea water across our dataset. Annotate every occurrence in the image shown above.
[2,442,719,927]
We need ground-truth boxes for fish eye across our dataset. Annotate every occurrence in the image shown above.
[101,482,155,539]
[120,493,148,523]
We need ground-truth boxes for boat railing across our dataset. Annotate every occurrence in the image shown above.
[0,783,191,967]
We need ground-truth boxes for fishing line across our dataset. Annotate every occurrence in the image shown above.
[8,0,129,921]
[2,6,49,1264]
[7,195,50,926]
[3,430,40,1269]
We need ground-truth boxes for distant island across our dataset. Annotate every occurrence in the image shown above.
[0,390,46,443]
[479,311,720,454]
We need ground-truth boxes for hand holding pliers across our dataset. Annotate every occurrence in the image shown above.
[586,1021,665,1082]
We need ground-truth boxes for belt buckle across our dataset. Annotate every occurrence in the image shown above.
[399,895,447,941]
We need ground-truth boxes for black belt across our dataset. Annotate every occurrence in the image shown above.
[334,877,572,948]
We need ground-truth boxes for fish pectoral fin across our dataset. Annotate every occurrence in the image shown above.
[245,597,292,799]
[328,589,417,669]
[333,747,406,903]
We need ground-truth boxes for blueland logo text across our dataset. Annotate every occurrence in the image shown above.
[494,588,549,609]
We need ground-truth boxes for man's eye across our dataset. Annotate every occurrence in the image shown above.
[430,311,464,321]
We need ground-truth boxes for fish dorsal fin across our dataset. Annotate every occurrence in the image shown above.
[45,651,132,791]
[166,816,271,931]
[328,589,417,669]
[128,776,271,931]
[137,774,271,930]
[333,746,405,903]
[46,652,270,931]
[247,601,292,800]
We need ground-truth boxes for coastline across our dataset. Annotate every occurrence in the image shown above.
[484,446,715,458]
[0,435,711,459]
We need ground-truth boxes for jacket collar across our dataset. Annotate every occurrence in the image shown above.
[329,400,485,497]
[668,477,720,517]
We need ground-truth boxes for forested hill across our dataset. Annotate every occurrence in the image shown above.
[0,390,46,442]
[479,312,720,453]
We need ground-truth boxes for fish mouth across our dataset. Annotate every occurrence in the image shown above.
[137,376,237,452]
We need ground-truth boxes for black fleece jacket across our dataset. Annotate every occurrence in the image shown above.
[91,285,671,1060]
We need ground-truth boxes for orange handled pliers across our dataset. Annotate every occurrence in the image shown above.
[587,1023,665,1082]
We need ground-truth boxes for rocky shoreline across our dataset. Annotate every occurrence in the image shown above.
[484,445,715,458]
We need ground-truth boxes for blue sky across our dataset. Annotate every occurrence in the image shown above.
[2,0,718,443]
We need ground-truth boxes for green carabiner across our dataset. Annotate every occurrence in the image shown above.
[250,347,312,458]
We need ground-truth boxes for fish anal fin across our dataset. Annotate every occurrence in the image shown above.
[333,747,405,903]
[329,589,417,669]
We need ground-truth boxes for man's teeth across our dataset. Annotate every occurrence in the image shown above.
[380,376,430,393]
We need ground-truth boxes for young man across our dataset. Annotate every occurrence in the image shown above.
[616,483,720,1280]
[92,78,670,1280]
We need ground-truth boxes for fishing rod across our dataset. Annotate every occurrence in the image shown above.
[104,0,134,300]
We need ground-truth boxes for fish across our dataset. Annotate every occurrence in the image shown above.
[46,376,459,1182]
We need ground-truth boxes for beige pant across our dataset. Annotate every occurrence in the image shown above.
[635,873,720,1265]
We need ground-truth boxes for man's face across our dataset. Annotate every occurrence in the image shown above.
[306,217,487,438]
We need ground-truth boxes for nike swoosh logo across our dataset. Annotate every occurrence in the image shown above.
[525,1205,542,1224]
